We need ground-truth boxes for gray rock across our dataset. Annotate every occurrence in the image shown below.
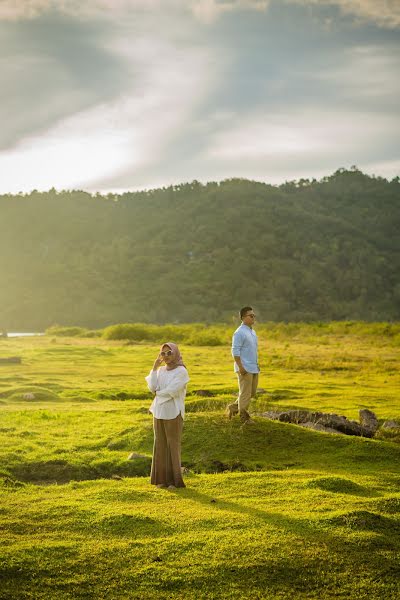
[301,422,343,435]
[381,420,400,430]
[359,409,379,433]
[0,356,22,364]
[128,453,148,460]
[259,411,282,420]
[259,408,377,437]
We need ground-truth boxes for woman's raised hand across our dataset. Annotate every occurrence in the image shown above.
[152,354,163,370]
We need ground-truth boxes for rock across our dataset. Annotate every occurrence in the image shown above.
[259,408,377,437]
[278,412,291,423]
[22,393,35,400]
[0,356,22,364]
[359,409,379,433]
[127,453,148,460]
[313,413,372,437]
[256,388,267,394]
[301,422,343,434]
[381,420,400,430]
[193,389,214,397]
[259,411,282,420]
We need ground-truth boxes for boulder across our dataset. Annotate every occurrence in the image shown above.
[301,422,342,434]
[259,408,378,437]
[0,356,22,364]
[128,452,148,460]
[381,420,400,431]
[359,409,379,433]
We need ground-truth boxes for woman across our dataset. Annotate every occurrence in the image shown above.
[145,342,189,489]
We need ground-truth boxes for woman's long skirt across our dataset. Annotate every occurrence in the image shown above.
[151,415,185,488]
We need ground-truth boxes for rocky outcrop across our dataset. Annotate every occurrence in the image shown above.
[381,420,400,431]
[259,408,379,437]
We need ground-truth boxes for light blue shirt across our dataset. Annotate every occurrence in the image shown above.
[231,324,259,373]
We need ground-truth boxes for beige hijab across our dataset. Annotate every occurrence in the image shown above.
[161,342,185,371]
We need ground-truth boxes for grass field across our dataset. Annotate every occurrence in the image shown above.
[1,324,399,599]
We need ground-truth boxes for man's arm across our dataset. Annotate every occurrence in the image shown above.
[233,355,247,376]
[232,330,247,375]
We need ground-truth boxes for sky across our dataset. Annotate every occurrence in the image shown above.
[1,0,399,194]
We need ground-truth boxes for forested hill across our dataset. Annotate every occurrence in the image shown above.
[1,168,399,329]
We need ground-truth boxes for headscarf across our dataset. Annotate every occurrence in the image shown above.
[161,342,185,371]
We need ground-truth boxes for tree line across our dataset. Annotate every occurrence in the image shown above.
[0,168,399,329]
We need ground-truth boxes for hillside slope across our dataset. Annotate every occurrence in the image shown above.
[0,169,399,328]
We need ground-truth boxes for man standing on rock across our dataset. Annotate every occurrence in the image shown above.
[227,306,259,424]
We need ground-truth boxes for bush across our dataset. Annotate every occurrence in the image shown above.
[102,323,153,341]
[186,330,226,346]
[45,326,90,337]
[102,322,226,345]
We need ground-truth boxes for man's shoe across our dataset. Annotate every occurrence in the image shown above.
[226,404,239,419]
[240,410,255,425]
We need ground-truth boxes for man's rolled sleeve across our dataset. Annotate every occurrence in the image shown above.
[231,330,244,358]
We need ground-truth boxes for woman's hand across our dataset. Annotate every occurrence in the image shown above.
[152,354,163,370]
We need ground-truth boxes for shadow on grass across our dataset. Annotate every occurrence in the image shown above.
[161,487,400,597]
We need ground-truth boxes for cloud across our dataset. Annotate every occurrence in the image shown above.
[191,0,269,23]
[0,0,269,23]
[287,0,400,29]
[0,107,132,193]
[208,109,398,161]
[1,0,398,28]
[0,0,398,194]
[0,33,217,193]
[0,15,132,151]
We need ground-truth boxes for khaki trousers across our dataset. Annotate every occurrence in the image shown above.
[151,415,185,488]
[232,372,259,414]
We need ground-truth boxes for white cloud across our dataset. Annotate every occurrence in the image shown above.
[0,107,133,193]
[0,35,216,193]
[207,108,399,173]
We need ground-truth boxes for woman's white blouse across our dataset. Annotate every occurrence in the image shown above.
[145,365,189,420]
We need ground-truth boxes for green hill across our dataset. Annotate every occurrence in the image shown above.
[1,168,399,329]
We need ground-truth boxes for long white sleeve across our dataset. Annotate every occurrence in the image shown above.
[145,370,159,393]
[156,369,190,402]
[145,366,189,420]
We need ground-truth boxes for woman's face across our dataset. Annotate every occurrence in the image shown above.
[161,345,174,366]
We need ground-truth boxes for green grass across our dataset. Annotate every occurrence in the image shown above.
[0,325,399,599]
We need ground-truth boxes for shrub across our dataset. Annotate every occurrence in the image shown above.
[46,326,90,337]
[186,330,225,346]
[102,323,153,341]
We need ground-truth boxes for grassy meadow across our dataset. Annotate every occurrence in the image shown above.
[0,323,399,599]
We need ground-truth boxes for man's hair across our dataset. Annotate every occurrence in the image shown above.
[240,306,253,320]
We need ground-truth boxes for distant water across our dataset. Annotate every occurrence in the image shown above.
[6,333,44,338]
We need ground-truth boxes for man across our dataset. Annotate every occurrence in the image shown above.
[227,306,260,424]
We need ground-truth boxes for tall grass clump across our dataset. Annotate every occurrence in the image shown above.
[102,323,225,345]
[45,325,100,337]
